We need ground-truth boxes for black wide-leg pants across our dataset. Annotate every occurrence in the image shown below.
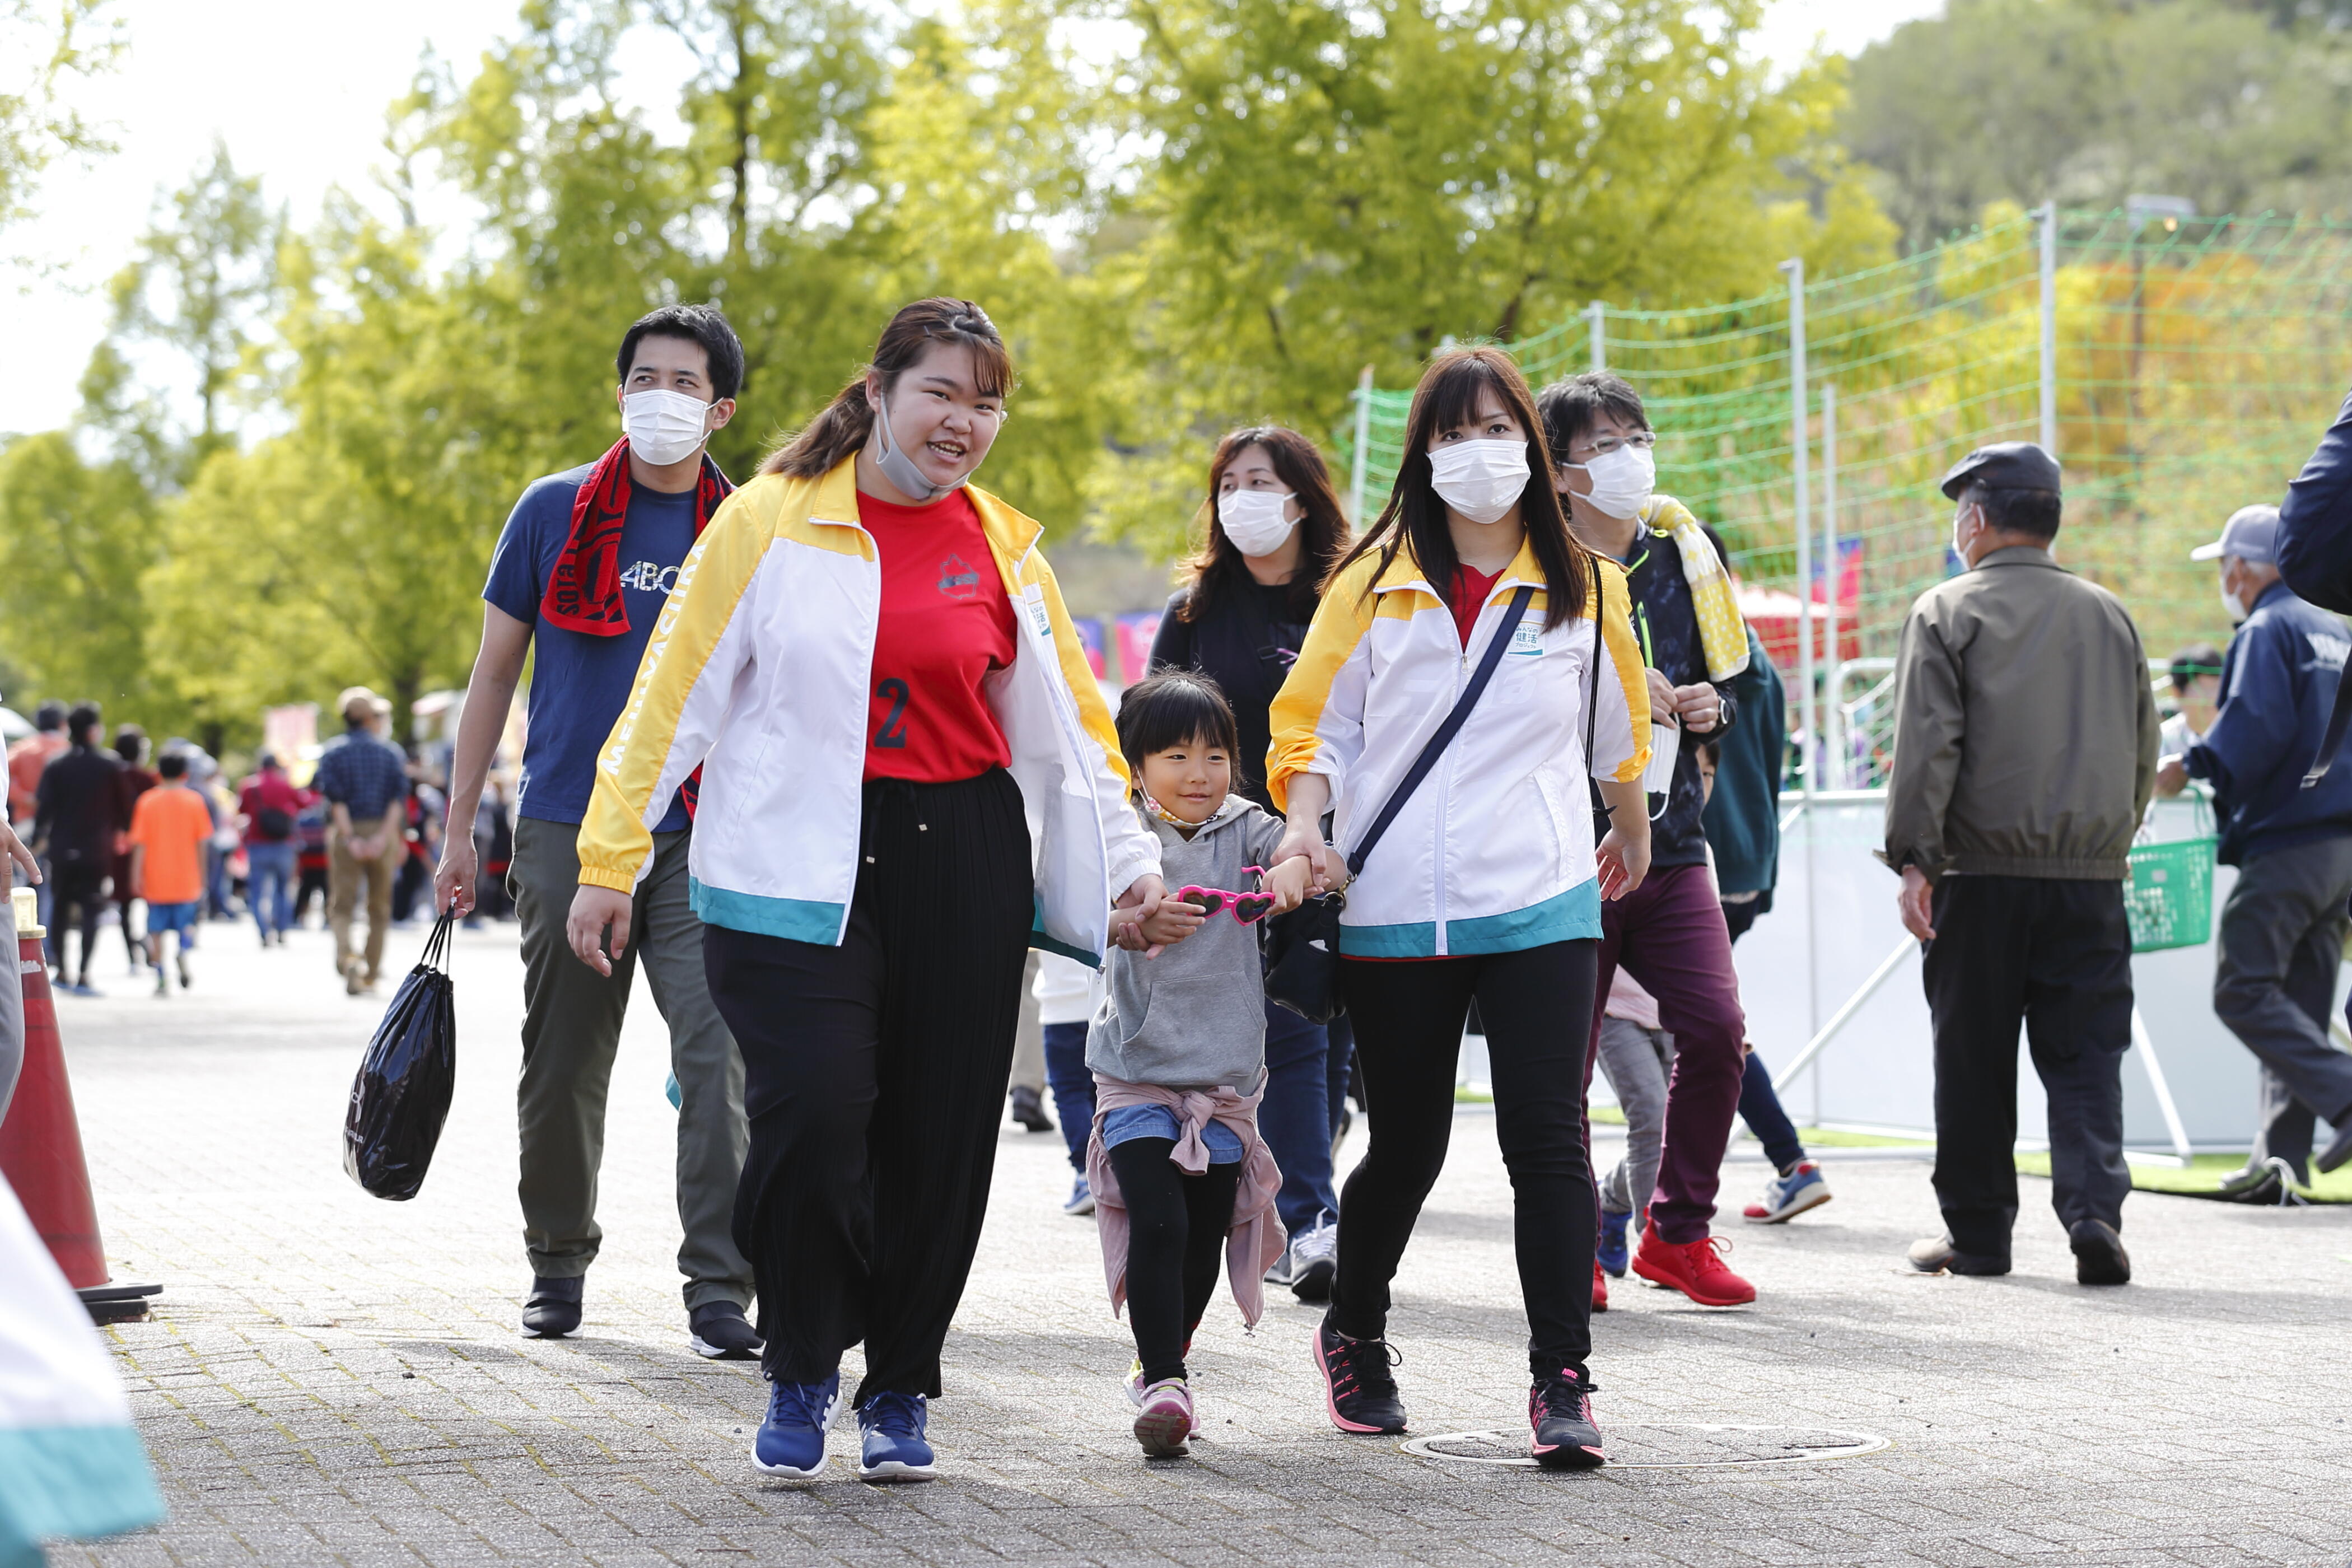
[704,769,1032,1402]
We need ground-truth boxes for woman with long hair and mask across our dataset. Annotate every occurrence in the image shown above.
[567,297,1169,1485]
[1146,427,1355,1301]
[1267,347,1651,1468]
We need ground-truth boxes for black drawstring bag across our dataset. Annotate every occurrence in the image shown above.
[343,913,457,1201]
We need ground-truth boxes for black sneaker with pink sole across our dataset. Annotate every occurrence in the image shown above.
[1313,1320,1407,1435]
[1528,1368,1606,1470]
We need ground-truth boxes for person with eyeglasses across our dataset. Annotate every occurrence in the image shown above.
[1537,371,1760,1310]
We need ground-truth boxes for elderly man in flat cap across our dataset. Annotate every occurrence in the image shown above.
[2157,505,2352,1187]
[1882,442,2159,1285]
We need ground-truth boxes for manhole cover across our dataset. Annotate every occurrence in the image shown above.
[1401,1422,1891,1470]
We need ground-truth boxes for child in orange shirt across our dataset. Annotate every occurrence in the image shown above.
[128,753,216,995]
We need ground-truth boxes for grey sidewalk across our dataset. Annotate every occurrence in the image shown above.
[38,918,2352,1566]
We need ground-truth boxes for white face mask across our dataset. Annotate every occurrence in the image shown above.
[1950,504,1972,564]
[1217,488,1298,557]
[1427,439,1529,525]
[1565,441,1656,521]
[622,388,713,466]
[2220,581,2248,623]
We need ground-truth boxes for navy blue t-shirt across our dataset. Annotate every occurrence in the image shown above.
[483,464,697,832]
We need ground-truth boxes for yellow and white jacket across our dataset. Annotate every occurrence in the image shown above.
[573,457,1158,964]
[1266,540,1650,958]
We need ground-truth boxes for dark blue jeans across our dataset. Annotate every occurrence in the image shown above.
[1042,1021,1094,1173]
[1262,1000,1340,1234]
[1738,1052,1805,1172]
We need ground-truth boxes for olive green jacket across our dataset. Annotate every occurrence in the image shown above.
[1882,545,2160,882]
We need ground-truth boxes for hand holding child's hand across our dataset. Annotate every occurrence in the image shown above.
[1136,898,1206,949]
[1263,855,1313,916]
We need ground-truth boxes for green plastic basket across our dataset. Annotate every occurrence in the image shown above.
[2124,808,2216,953]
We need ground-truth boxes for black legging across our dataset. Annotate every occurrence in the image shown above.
[703,769,1032,1403]
[1105,1138,1240,1385]
[1330,940,1600,1380]
[47,860,107,982]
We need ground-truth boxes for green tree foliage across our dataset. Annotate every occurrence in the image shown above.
[1847,0,2352,253]
[0,0,120,244]
[0,431,155,707]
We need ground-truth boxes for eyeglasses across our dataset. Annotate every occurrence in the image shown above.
[1573,432,1657,459]
[1177,866,1278,924]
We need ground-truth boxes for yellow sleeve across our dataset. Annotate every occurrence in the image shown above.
[1266,557,1380,815]
[1593,557,1653,785]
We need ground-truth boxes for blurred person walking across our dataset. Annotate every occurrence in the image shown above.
[316,687,409,995]
[7,701,67,932]
[1539,372,1757,1309]
[435,304,758,1360]
[239,752,309,947]
[2157,506,2352,1182]
[33,704,123,996]
[2160,643,2225,759]
[1147,425,1355,1301]
[109,726,157,973]
[1886,443,2158,1286]
[127,752,214,996]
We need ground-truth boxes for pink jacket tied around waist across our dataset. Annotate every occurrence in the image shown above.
[1085,1077,1288,1327]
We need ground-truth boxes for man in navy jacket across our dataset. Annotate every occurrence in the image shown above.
[2160,505,2352,1179]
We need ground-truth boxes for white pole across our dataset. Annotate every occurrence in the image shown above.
[1587,301,1606,373]
[1350,365,1373,525]
[2039,202,2058,456]
[1781,255,1819,1046]
[1822,379,1839,789]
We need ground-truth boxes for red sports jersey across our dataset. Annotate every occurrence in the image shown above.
[860,490,1019,783]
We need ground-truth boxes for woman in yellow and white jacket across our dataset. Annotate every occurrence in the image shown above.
[1266,347,1650,1468]
[566,299,1164,1485]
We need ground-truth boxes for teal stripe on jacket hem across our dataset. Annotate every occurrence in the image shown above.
[0,1425,165,1555]
[688,879,846,945]
[1028,898,1101,969]
[1337,881,1602,959]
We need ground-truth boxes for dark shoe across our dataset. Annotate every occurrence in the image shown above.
[1906,1235,2009,1276]
[1313,1318,1407,1435]
[689,1300,763,1360]
[1009,1084,1054,1133]
[1528,1367,1606,1471]
[521,1275,584,1337]
[2069,1220,2131,1286]
[2318,1114,2352,1176]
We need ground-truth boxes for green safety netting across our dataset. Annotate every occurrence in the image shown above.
[1337,208,2352,785]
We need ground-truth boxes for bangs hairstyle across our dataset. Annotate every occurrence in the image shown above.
[1536,370,1650,460]
[618,302,745,401]
[1329,346,1589,631]
[764,297,1012,479]
[1114,671,1243,783]
[1180,426,1354,626]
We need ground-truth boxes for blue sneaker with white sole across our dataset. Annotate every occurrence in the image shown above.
[1743,1160,1832,1224]
[1596,1208,1631,1277]
[752,1371,841,1480]
[856,1390,936,1482]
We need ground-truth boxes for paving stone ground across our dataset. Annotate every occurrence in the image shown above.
[34,917,2352,1566]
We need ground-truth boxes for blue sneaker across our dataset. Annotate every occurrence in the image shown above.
[752,1371,841,1480]
[856,1390,936,1482]
[1063,1174,1095,1216]
[1743,1161,1832,1224]
[1597,1208,1631,1277]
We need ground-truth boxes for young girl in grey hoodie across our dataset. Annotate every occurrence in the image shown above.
[1090,672,1312,1458]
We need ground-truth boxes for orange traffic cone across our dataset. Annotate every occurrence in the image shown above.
[1,885,158,1321]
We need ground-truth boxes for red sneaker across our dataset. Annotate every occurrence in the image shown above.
[1631,1231,1756,1306]
[1591,1261,1609,1313]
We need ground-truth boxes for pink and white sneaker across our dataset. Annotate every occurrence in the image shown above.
[1127,1370,1198,1458]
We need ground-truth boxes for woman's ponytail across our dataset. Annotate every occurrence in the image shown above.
[763,297,1013,480]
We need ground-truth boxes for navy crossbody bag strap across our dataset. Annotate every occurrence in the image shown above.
[1345,585,1534,879]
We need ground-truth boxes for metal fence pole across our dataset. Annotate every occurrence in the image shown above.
[1822,379,1839,789]
[1350,365,1373,525]
[1781,256,1820,1046]
[1587,301,1606,372]
[2039,202,2059,456]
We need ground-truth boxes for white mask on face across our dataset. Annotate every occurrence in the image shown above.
[1565,441,1656,521]
[1427,439,1529,525]
[622,388,713,466]
[1950,504,1972,564]
[1217,488,1298,557]
[2221,581,2248,623]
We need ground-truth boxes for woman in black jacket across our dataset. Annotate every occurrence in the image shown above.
[1147,425,1353,1298]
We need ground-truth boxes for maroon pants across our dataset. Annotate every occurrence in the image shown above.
[1585,862,1747,1245]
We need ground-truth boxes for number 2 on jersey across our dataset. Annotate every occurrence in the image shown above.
[874,678,911,749]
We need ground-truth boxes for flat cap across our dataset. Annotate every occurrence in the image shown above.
[1939,441,2062,501]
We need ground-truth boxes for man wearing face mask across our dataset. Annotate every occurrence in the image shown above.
[1884,442,2159,1285]
[432,303,760,1357]
[1537,373,1758,1309]
[2155,505,2352,1183]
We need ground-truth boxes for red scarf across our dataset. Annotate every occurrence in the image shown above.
[539,438,734,636]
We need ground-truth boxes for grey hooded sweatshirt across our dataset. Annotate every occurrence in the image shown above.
[1086,795,1287,1093]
